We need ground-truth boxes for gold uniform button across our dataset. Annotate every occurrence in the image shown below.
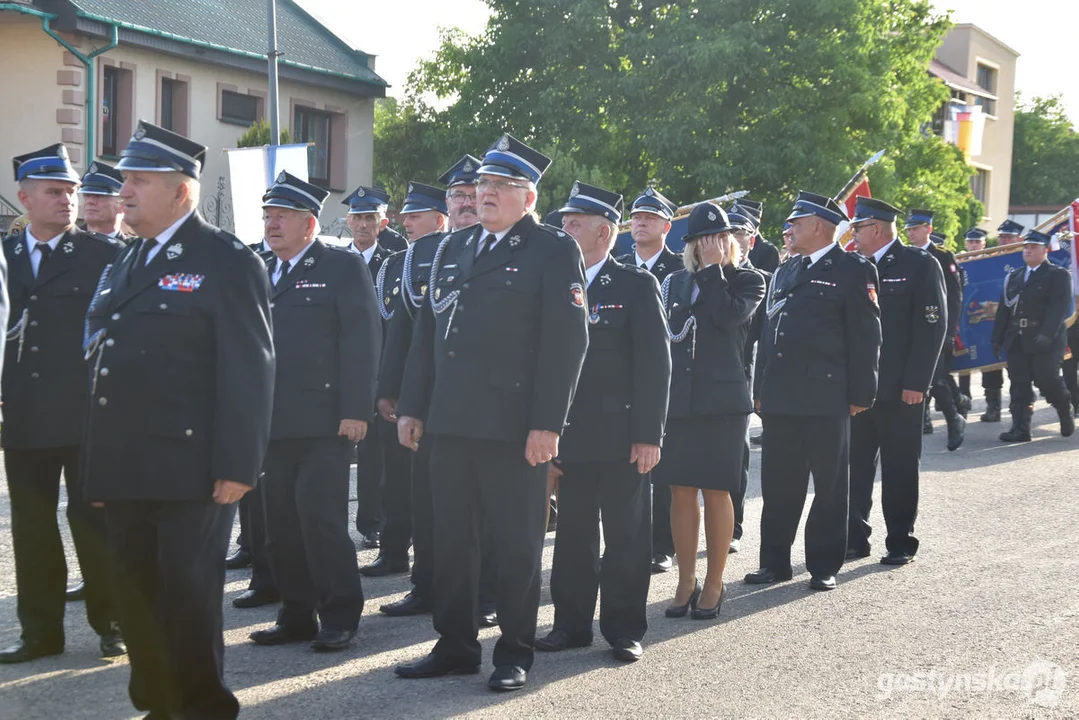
[98,397,108,406]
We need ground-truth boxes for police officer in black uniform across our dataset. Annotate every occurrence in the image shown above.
[616,187,680,573]
[362,181,447,580]
[78,161,133,245]
[247,172,381,653]
[993,229,1074,442]
[847,197,947,567]
[82,121,274,719]
[906,210,965,449]
[729,204,770,554]
[0,144,124,663]
[343,185,396,548]
[394,134,588,691]
[739,198,780,274]
[536,182,670,662]
[747,192,881,591]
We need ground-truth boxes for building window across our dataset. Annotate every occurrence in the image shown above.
[100,64,134,158]
[295,106,332,186]
[159,75,190,135]
[975,63,997,116]
[221,90,260,125]
[971,168,990,205]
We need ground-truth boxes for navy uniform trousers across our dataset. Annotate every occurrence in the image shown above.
[759,414,849,576]
[263,436,365,632]
[429,435,547,670]
[549,461,651,644]
[848,401,923,556]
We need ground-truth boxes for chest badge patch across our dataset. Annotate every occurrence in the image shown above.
[925,305,940,323]
[159,273,204,292]
[867,284,878,305]
[165,243,183,260]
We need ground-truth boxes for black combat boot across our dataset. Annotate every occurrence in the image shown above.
[946,414,966,451]
[1055,400,1075,437]
[923,401,934,434]
[981,388,1002,423]
[999,406,1032,442]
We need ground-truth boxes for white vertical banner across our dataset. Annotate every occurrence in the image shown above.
[225,144,311,245]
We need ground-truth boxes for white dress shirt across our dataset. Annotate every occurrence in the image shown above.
[24,227,64,278]
[477,228,510,256]
[871,238,898,265]
[272,240,315,285]
[143,209,195,265]
[806,242,839,267]
[635,249,661,270]
[584,258,607,288]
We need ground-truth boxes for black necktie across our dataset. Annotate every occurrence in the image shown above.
[275,260,291,286]
[477,235,493,259]
[35,243,52,276]
[793,255,810,279]
[640,261,648,270]
[135,238,158,268]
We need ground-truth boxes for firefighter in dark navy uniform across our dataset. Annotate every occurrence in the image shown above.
[738,198,780,274]
[81,121,274,720]
[343,185,395,548]
[536,182,670,662]
[361,181,446,581]
[247,171,381,653]
[616,186,680,574]
[747,191,881,591]
[77,161,134,246]
[0,143,124,664]
[847,196,947,567]
[905,210,965,449]
[993,229,1074,442]
[394,134,589,692]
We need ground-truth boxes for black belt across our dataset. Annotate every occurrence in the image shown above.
[1017,318,1041,328]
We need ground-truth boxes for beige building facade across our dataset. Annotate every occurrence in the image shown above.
[931,23,1019,232]
[0,0,385,233]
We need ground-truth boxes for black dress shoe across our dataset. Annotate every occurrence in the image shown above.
[743,567,793,584]
[478,608,498,628]
[535,629,592,652]
[488,665,527,691]
[845,546,871,560]
[232,587,281,609]
[249,624,318,646]
[691,582,725,620]
[395,652,480,678]
[380,591,432,616]
[361,531,381,550]
[225,548,252,570]
[66,581,85,602]
[665,578,701,618]
[311,629,356,652]
[100,632,127,657]
[360,555,410,577]
[809,575,837,591]
[0,639,63,664]
[728,538,740,554]
[880,551,915,566]
[651,553,673,573]
[612,638,643,662]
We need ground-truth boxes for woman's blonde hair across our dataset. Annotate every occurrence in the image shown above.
[682,232,742,272]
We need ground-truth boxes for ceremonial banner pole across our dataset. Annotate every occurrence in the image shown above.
[833,150,885,206]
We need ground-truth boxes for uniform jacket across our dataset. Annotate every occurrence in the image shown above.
[758,244,881,417]
[397,214,589,442]
[874,240,948,400]
[923,242,961,345]
[749,238,780,274]
[993,260,1072,357]
[377,231,443,401]
[266,240,381,439]
[2,227,120,448]
[742,259,772,381]
[617,245,681,285]
[663,263,765,419]
[559,256,670,463]
[378,227,408,253]
[82,212,274,501]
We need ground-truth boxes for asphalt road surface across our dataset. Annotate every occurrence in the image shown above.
[1,393,1077,719]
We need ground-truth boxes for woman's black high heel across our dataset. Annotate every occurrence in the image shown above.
[691,581,725,620]
[665,578,701,618]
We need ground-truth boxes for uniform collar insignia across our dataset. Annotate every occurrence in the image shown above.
[304,255,315,267]
[656,262,666,271]
[14,242,23,254]
[166,243,183,260]
[823,258,833,267]
[599,273,611,285]
[62,240,75,254]
[508,234,521,247]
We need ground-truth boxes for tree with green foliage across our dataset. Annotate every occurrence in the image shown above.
[1010,95,1079,206]
[236,119,292,148]
[381,0,980,243]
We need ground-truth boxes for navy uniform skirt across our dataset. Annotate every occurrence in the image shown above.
[651,414,748,492]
